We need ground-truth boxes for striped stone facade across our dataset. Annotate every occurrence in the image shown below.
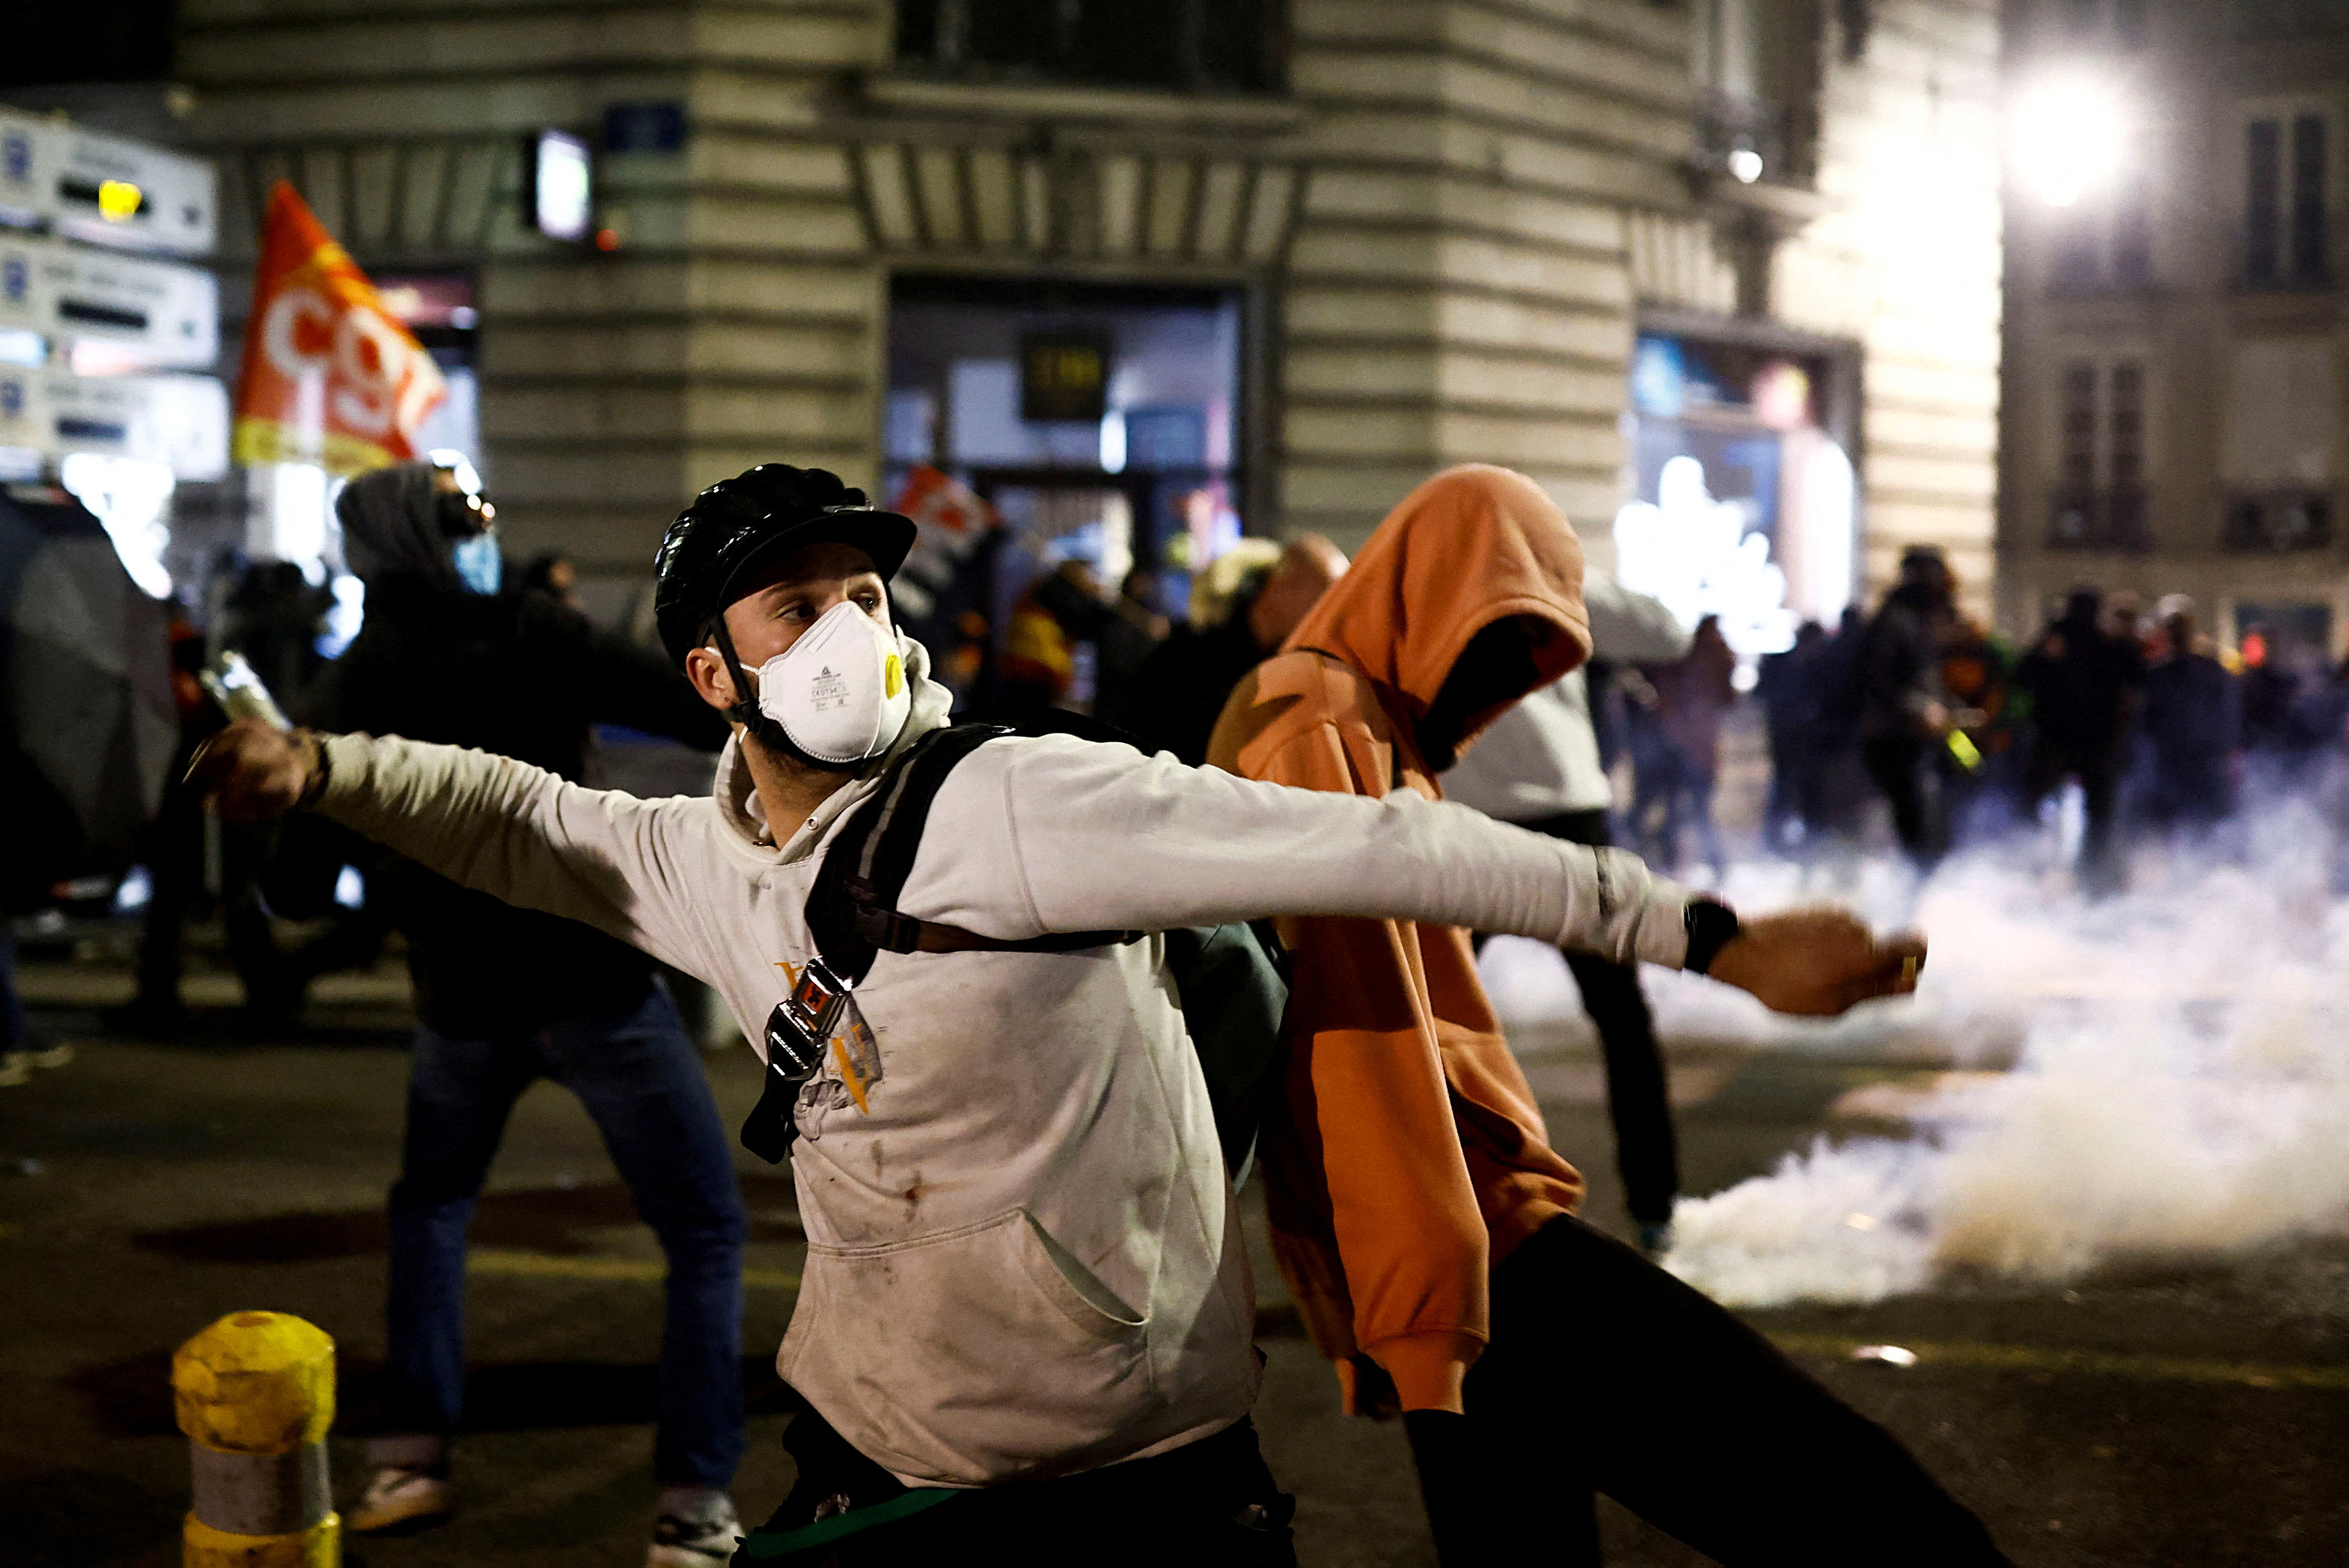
[176,0,2001,606]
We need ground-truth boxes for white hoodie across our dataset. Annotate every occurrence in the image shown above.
[1443,574,1694,821]
[312,656,1691,1488]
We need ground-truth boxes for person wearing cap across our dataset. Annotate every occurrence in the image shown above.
[192,463,1925,1563]
[305,460,745,1565]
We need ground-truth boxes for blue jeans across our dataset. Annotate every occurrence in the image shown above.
[382,981,747,1487]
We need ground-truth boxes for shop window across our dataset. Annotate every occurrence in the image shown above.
[1617,330,1857,658]
[2049,357,2152,550]
[882,276,1249,714]
[373,273,483,480]
[2245,112,2330,287]
[894,0,1288,94]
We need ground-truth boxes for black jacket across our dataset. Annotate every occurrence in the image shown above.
[1856,588,1951,742]
[2017,615,2145,759]
[312,572,728,1034]
[1123,615,1268,767]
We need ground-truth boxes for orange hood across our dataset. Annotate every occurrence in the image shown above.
[1282,464,1592,753]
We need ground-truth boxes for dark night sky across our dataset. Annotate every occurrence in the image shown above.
[4,0,175,89]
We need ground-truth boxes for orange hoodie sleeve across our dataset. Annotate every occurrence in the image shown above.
[1250,720,1491,1415]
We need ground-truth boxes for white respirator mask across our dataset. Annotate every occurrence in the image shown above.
[749,600,912,766]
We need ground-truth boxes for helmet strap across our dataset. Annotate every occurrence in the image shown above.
[708,611,835,770]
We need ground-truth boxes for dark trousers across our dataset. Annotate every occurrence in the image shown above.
[382,981,748,1487]
[1631,744,1722,876]
[1428,1215,2011,1566]
[1505,810,1678,1227]
[1862,736,1947,870]
[2026,742,2125,892]
[737,1412,1295,1566]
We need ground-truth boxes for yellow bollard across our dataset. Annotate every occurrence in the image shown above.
[171,1311,341,1567]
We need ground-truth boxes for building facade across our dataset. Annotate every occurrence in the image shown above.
[164,0,2001,638]
[2001,0,2349,660]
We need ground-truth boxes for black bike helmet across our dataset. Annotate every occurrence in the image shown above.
[652,464,916,669]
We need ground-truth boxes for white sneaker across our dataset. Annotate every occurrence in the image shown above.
[649,1500,741,1566]
[347,1465,453,1534]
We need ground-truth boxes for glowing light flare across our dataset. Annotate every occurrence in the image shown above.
[60,452,175,599]
[2012,77,2131,209]
[96,179,143,222]
[1727,147,1765,185]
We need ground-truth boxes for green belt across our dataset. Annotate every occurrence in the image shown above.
[735,1488,963,1559]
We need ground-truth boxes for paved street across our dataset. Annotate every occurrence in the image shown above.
[5,943,2347,1566]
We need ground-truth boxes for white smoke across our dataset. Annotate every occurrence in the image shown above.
[1484,810,2349,1306]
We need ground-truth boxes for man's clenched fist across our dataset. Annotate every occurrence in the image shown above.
[186,719,320,822]
[1705,907,1925,1018]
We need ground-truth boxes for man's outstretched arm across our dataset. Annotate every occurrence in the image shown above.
[913,734,1924,1016]
[189,721,719,978]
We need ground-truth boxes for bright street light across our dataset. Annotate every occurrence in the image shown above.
[2012,76,2130,208]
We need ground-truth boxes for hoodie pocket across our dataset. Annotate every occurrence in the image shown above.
[779,1208,1157,1486]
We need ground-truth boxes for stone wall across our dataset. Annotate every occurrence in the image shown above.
[178,0,2004,607]
[1280,0,1696,551]
[179,0,890,582]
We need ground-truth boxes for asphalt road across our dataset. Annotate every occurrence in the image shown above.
[4,951,2345,1566]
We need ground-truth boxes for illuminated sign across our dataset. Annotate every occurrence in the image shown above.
[525,129,594,243]
[0,368,229,480]
[0,232,218,366]
[1019,330,1110,423]
[0,106,217,254]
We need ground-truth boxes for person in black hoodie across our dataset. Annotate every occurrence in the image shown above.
[314,461,746,1566]
[2017,586,2146,894]
[1856,547,1970,872]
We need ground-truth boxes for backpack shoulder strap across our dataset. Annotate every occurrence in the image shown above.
[806,723,1005,984]
[807,722,1138,984]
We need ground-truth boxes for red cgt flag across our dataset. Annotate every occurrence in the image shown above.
[231,180,446,475]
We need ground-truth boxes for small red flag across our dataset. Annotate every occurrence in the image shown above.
[231,180,446,475]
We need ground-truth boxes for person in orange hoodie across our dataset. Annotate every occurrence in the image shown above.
[1207,465,2008,1566]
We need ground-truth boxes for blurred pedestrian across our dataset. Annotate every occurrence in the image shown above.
[1858,547,1968,873]
[225,557,330,704]
[2138,608,2239,839]
[1443,574,1689,1253]
[519,550,585,612]
[1205,464,2001,1568]
[1756,619,1829,852]
[1937,610,2020,848]
[111,617,220,1033]
[2017,586,2146,894]
[1633,615,1735,879]
[1124,535,1347,764]
[310,460,745,1563]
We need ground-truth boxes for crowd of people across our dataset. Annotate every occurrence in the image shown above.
[164,454,2030,1568]
[37,442,2335,1566]
[1590,544,2331,898]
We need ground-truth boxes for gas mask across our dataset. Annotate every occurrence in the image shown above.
[436,486,500,596]
[450,532,502,596]
[747,600,911,766]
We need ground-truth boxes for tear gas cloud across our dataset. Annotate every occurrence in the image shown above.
[1479,808,2349,1307]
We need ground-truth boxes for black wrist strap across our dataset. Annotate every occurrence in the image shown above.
[1682,898,1741,975]
[293,730,334,811]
